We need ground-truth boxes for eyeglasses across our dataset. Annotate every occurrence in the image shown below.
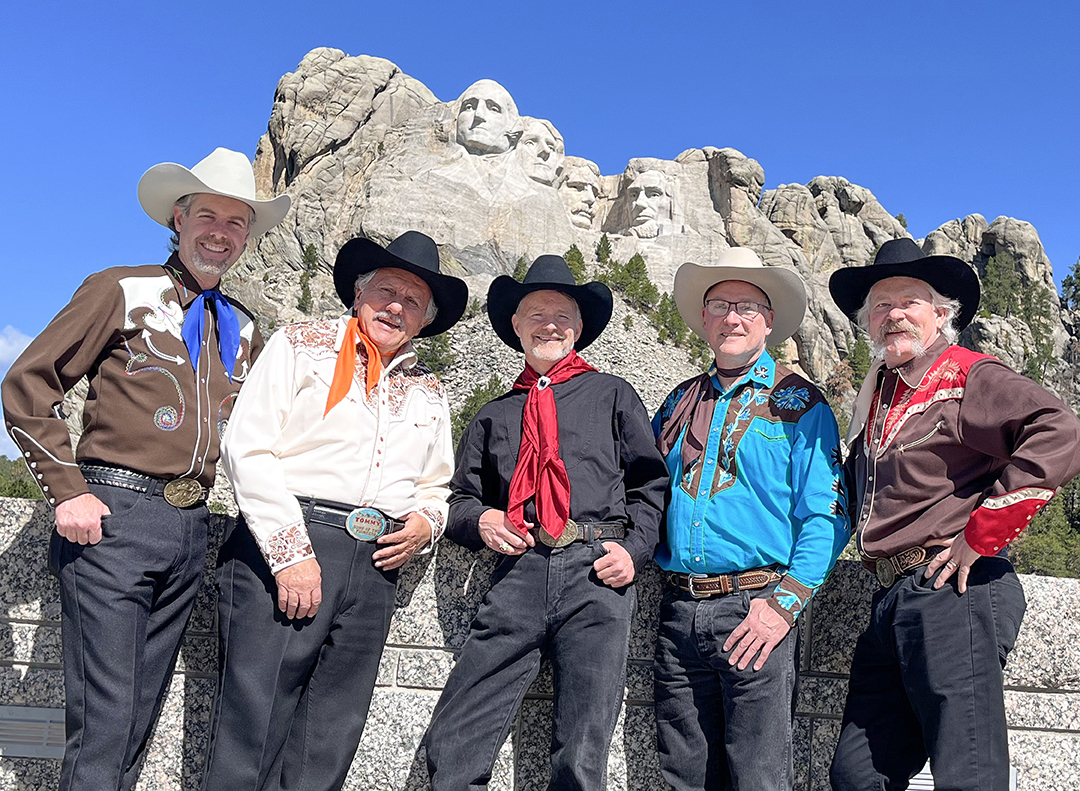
[704,299,771,319]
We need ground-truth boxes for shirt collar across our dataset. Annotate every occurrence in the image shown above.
[333,314,418,373]
[889,333,951,388]
[709,349,775,395]
[162,253,208,306]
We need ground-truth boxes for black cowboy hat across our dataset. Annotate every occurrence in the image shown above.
[828,237,981,331]
[333,231,469,337]
[487,255,613,352]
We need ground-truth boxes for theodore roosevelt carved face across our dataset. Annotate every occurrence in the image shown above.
[455,80,521,155]
[559,159,601,229]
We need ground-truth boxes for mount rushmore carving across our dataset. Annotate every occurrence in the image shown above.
[230,47,1077,409]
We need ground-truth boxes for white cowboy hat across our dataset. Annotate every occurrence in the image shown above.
[674,247,807,345]
[137,147,290,238]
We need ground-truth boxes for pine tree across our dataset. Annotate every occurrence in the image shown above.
[1061,256,1080,311]
[451,375,505,444]
[850,333,871,383]
[512,256,529,281]
[1020,285,1056,383]
[302,243,320,272]
[297,271,313,313]
[564,245,587,283]
[594,234,612,265]
[980,253,1021,318]
[414,333,456,375]
[895,213,908,230]
[623,253,659,311]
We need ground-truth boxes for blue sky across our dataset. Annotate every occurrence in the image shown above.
[2,0,1078,457]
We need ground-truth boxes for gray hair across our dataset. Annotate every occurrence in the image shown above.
[166,193,256,232]
[856,281,960,346]
[354,269,438,325]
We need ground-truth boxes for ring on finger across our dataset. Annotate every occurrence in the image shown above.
[945,559,959,569]
[498,541,511,553]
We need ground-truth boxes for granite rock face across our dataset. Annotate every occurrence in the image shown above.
[1,497,1079,791]
[220,47,1079,413]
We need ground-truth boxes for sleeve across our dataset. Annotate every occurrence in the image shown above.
[1,271,124,505]
[766,399,850,627]
[415,388,454,550]
[616,382,670,571]
[220,329,314,574]
[957,360,1080,555]
[445,410,495,551]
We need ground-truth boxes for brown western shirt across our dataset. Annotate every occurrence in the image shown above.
[847,334,1080,563]
[2,254,263,506]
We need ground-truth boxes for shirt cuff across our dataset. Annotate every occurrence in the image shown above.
[765,575,815,628]
[964,486,1055,555]
[416,506,445,555]
[255,520,316,574]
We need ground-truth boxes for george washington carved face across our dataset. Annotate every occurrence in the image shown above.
[455,80,520,155]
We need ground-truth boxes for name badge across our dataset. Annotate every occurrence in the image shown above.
[346,507,389,542]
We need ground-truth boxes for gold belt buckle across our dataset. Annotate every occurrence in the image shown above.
[539,518,579,548]
[163,478,204,508]
[875,558,897,588]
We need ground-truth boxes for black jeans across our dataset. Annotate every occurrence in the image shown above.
[830,556,1026,791]
[201,517,398,791]
[425,541,636,791]
[653,582,799,791]
[50,482,208,791]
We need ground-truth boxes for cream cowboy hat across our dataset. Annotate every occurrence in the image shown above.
[674,247,807,345]
[137,147,291,237]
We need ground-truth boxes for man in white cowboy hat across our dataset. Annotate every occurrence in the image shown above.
[1,146,289,791]
[827,238,1080,791]
[424,255,668,791]
[651,247,848,791]
[201,230,467,791]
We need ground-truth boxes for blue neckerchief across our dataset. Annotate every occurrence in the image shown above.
[181,289,240,382]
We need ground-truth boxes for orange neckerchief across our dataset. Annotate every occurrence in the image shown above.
[324,316,383,416]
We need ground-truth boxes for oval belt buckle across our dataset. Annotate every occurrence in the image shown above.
[875,558,896,588]
[346,507,388,542]
[163,478,203,508]
[539,518,579,548]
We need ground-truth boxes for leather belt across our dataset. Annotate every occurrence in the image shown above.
[870,545,944,588]
[529,520,626,548]
[79,463,207,508]
[670,569,782,599]
[296,497,406,542]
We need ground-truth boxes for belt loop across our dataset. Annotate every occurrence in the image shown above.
[584,523,595,548]
[302,497,316,525]
[730,573,741,594]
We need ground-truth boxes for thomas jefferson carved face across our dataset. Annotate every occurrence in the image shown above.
[516,119,565,185]
[627,170,674,238]
[559,162,601,228]
[455,80,520,155]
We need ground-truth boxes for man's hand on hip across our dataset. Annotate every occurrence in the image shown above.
[374,511,430,569]
[274,558,322,619]
[593,542,635,587]
[926,531,983,594]
[55,493,110,545]
[724,597,791,671]
[478,508,534,555]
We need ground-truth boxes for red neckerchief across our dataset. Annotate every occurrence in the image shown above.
[507,350,597,539]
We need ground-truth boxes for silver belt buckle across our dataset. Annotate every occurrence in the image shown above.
[687,573,710,599]
[875,558,897,588]
[538,518,579,548]
[346,507,389,542]
[163,478,204,508]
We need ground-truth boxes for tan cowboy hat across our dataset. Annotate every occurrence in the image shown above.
[674,247,807,345]
[137,147,291,237]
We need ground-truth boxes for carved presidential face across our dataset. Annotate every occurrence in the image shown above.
[455,80,519,155]
[627,170,673,238]
[516,119,565,185]
[560,164,600,228]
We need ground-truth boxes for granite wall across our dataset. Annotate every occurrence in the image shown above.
[0,497,1077,791]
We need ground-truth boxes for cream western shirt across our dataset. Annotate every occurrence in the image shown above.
[222,316,453,573]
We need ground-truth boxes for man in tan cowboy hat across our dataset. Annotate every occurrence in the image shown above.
[201,230,467,791]
[1,147,289,791]
[424,255,668,791]
[828,238,1080,791]
[651,247,848,791]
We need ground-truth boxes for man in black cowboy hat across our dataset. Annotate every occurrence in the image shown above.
[2,147,288,791]
[424,255,668,790]
[828,238,1080,791]
[201,231,467,791]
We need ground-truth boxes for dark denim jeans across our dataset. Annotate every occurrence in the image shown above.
[50,483,208,791]
[654,582,798,791]
[425,540,636,791]
[830,556,1026,791]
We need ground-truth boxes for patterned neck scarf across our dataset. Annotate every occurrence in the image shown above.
[324,316,384,417]
[506,350,597,539]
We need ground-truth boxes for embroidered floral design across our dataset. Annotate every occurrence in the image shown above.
[262,522,315,570]
[830,445,843,469]
[419,506,446,542]
[753,364,769,379]
[124,339,184,432]
[771,386,810,411]
[285,321,341,361]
